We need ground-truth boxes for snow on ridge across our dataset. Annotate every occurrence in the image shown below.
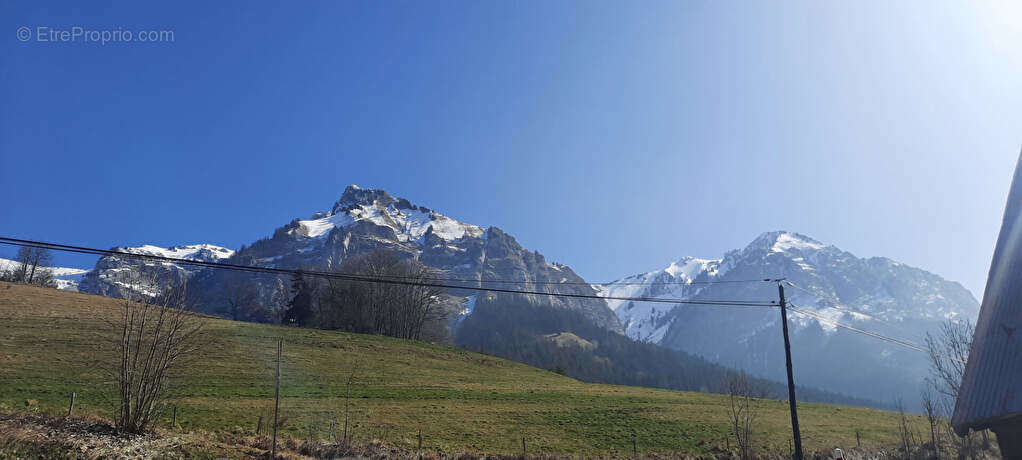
[122,244,235,261]
[296,200,484,243]
[664,256,723,281]
[598,256,724,341]
[298,213,355,237]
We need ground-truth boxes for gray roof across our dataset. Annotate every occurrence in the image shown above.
[952,150,1022,434]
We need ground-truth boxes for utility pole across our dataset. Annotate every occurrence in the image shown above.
[778,282,804,460]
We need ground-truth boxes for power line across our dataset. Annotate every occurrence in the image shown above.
[786,303,953,360]
[0,237,777,308]
[444,278,770,286]
[0,237,772,287]
[784,280,929,343]
[3,235,961,353]
[591,278,772,286]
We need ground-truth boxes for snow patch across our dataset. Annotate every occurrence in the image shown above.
[296,201,484,243]
[664,257,722,281]
[771,233,827,253]
[123,244,234,261]
[457,296,477,324]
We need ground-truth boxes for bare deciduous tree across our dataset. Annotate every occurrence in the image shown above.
[925,318,988,457]
[4,246,56,287]
[723,370,763,460]
[925,319,973,401]
[318,250,448,341]
[222,276,261,321]
[104,267,207,434]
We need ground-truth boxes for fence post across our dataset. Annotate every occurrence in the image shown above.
[418,428,423,450]
[632,432,637,458]
[66,392,75,418]
[522,436,526,455]
[172,406,177,426]
[257,415,263,434]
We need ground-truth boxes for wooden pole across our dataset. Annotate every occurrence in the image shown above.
[632,432,637,458]
[272,338,282,457]
[172,406,177,426]
[66,392,75,418]
[778,283,804,460]
[522,436,526,455]
[257,415,263,434]
[418,428,422,450]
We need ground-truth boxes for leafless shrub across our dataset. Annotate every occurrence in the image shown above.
[102,266,208,434]
[921,384,940,459]
[896,398,917,458]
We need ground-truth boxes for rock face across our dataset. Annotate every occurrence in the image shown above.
[78,244,234,299]
[598,231,979,407]
[81,186,622,333]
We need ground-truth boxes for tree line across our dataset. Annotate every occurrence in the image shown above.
[214,249,455,343]
[0,246,57,287]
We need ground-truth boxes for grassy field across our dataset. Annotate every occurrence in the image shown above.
[0,282,930,456]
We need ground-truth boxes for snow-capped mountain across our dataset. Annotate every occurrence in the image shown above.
[293,185,485,242]
[596,256,724,343]
[79,244,234,298]
[82,186,622,332]
[598,231,980,407]
[0,257,90,291]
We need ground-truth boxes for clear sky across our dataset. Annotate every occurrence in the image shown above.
[2,1,1019,298]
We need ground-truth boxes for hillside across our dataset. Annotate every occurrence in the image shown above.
[0,282,930,456]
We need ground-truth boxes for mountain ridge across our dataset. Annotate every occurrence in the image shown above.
[80,185,623,333]
[598,230,979,408]
[42,191,979,410]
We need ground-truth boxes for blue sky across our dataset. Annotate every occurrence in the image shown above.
[1,1,1019,298]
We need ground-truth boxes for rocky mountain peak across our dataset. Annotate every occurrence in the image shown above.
[331,185,397,214]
